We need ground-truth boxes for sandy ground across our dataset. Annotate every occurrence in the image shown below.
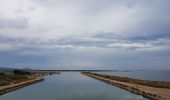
[83,73,170,100]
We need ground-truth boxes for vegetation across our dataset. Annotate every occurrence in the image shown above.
[13,70,31,75]
[83,72,170,89]
[0,80,10,86]
[0,70,31,86]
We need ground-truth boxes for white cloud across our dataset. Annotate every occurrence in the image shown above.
[0,0,169,40]
[0,43,15,51]
[106,38,170,51]
[55,45,75,49]
[106,42,152,50]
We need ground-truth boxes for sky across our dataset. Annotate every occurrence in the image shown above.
[0,0,170,70]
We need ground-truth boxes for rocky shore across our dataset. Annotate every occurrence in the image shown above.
[82,72,170,100]
[0,77,44,95]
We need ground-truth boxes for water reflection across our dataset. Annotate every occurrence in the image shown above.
[0,72,147,100]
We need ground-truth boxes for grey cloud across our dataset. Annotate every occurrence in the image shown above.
[92,32,170,44]
[92,33,122,39]
[1,33,170,54]
[0,0,170,39]
[0,0,170,69]
[0,17,28,29]
[128,33,170,42]
[0,35,170,69]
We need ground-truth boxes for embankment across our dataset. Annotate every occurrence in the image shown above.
[0,77,44,95]
[82,72,170,100]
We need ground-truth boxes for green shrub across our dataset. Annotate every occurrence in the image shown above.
[13,70,31,75]
[0,80,10,86]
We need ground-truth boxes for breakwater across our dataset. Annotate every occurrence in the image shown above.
[0,78,44,95]
[82,72,170,100]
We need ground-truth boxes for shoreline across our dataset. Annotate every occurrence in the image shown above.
[82,72,170,100]
[0,77,44,96]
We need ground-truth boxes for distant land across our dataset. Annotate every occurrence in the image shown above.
[0,67,117,72]
[0,67,33,72]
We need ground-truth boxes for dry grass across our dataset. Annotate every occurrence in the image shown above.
[82,72,170,89]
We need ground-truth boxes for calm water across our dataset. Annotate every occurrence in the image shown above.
[0,72,147,100]
[99,70,170,82]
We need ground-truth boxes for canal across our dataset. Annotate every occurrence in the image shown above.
[0,72,147,100]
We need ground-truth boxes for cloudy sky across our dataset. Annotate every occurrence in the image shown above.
[0,0,170,70]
